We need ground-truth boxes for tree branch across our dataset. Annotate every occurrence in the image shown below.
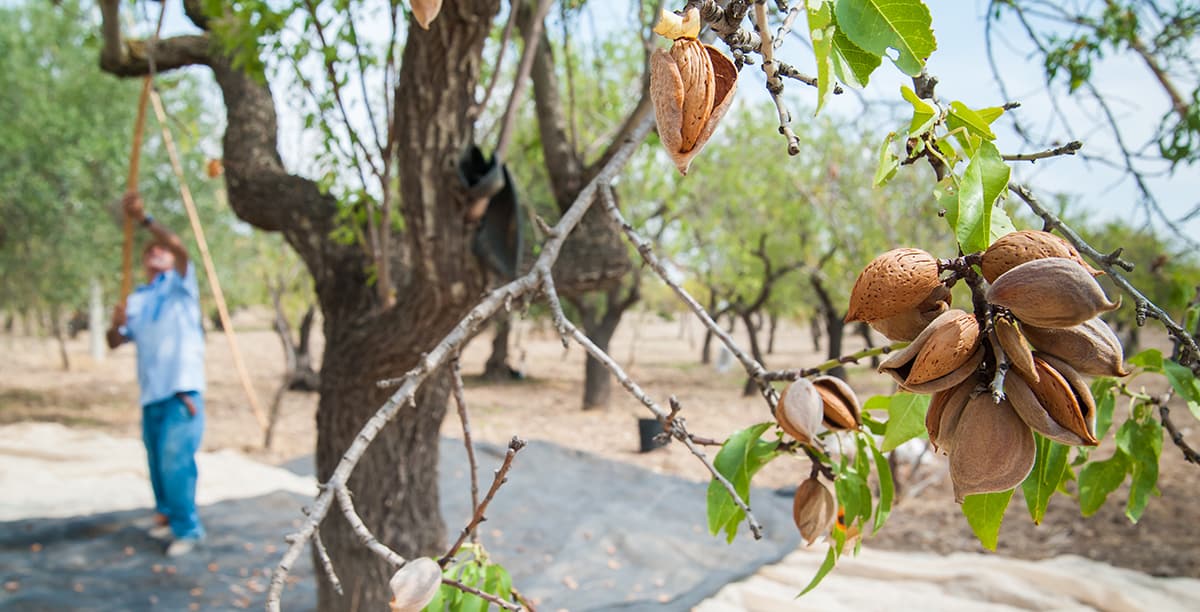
[1013,184,1200,370]
[440,437,525,565]
[1002,140,1083,162]
[450,359,481,529]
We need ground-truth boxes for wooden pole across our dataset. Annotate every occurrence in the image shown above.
[149,89,269,434]
[119,76,153,306]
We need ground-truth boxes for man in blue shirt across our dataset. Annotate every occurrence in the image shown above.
[106,193,206,557]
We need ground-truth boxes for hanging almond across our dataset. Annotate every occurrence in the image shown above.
[980,230,1101,283]
[410,0,442,30]
[869,284,952,342]
[878,309,983,393]
[846,248,943,324]
[926,379,974,454]
[948,393,1036,502]
[792,477,837,546]
[1021,318,1129,377]
[776,378,823,445]
[812,375,862,430]
[986,257,1119,328]
[389,557,442,612]
[650,9,738,174]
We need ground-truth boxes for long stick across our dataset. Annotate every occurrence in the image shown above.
[119,76,153,306]
[149,89,269,433]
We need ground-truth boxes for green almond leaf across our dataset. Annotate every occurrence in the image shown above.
[1021,433,1069,525]
[901,85,937,137]
[947,101,998,141]
[975,105,1006,125]
[868,438,895,533]
[834,0,937,76]
[706,422,780,542]
[485,564,513,602]
[808,2,836,114]
[1116,418,1163,522]
[830,26,882,87]
[1163,359,1200,421]
[1078,452,1129,516]
[798,545,839,597]
[881,392,931,452]
[989,206,1017,246]
[954,140,1010,254]
[874,131,900,186]
[1091,378,1118,439]
[1127,348,1164,372]
[962,489,1014,551]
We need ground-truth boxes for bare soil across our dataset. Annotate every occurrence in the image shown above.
[2,309,1196,578]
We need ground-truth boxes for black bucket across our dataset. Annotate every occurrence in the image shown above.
[638,418,667,453]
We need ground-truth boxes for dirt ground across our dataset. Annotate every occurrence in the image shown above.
[2,308,1197,579]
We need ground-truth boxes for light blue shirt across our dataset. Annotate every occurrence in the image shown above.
[122,263,206,406]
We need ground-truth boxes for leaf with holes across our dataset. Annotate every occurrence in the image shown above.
[835,0,937,76]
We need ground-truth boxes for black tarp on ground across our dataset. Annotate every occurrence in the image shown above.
[1,438,799,611]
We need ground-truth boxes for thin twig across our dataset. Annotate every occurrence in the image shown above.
[441,577,522,611]
[494,0,555,161]
[471,0,520,120]
[265,116,654,612]
[761,343,907,381]
[1002,140,1082,162]
[451,359,481,532]
[544,289,764,539]
[1160,405,1200,465]
[311,532,343,596]
[440,437,527,566]
[1013,184,1200,371]
[598,187,776,404]
[988,330,1009,403]
[333,486,407,568]
[754,1,801,155]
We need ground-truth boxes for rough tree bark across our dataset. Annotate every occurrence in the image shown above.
[99,1,500,608]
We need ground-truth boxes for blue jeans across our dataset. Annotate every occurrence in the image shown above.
[142,392,205,539]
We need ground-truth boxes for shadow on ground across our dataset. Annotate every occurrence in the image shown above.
[1,438,797,611]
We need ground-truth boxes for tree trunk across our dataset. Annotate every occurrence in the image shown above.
[767,312,779,355]
[481,314,514,381]
[824,313,847,380]
[51,305,69,371]
[574,285,634,410]
[89,278,105,361]
[741,310,767,396]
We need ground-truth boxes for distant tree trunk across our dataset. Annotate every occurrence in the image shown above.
[810,315,822,352]
[811,275,846,380]
[767,312,779,355]
[856,322,880,368]
[481,314,514,381]
[265,282,320,449]
[89,278,105,361]
[573,281,638,410]
[50,305,69,371]
[741,310,767,396]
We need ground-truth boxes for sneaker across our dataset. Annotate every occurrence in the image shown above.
[148,524,173,539]
[165,537,201,557]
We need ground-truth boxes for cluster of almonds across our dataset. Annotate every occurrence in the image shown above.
[846,230,1127,501]
[649,9,738,175]
[775,376,863,545]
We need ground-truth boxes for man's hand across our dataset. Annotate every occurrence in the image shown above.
[122,192,146,223]
[107,305,127,349]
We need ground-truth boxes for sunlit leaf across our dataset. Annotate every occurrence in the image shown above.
[798,545,838,596]
[867,437,894,533]
[901,85,937,136]
[962,489,1014,551]
[1078,452,1128,516]
[807,2,836,113]
[1091,378,1118,439]
[1127,348,1164,372]
[947,101,998,142]
[954,140,1010,254]
[835,0,937,76]
[830,26,881,87]
[707,423,781,542]
[881,393,930,452]
[1116,418,1162,522]
[1162,359,1200,421]
[874,132,900,186]
[1021,433,1069,524]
